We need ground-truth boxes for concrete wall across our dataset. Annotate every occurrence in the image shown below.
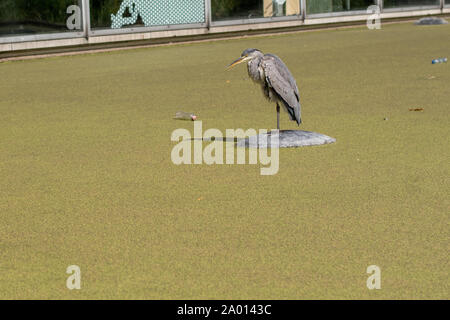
[0,3,447,53]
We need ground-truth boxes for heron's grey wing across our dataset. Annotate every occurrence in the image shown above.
[264,54,300,101]
[262,55,301,124]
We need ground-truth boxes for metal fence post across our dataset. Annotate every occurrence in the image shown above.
[301,0,306,20]
[377,0,383,12]
[205,0,211,29]
[82,0,91,39]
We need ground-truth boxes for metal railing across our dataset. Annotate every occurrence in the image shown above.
[0,0,446,48]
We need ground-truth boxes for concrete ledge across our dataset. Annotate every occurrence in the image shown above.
[0,43,12,52]
[381,9,442,19]
[88,28,209,44]
[210,19,304,33]
[7,38,88,52]
[1,9,449,56]
[305,14,368,25]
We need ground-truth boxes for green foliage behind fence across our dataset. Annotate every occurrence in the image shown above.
[0,0,79,25]
[307,0,375,14]
[90,0,122,28]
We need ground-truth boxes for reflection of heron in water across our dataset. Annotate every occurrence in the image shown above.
[228,49,301,130]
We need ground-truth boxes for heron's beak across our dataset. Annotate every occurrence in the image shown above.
[227,56,249,70]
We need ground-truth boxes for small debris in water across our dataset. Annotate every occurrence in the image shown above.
[432,58,447,64]
[174,111,197,121]
[415,17,448,25]
[409,108,424,112]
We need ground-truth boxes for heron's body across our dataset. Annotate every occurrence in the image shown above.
[228,49,301,129]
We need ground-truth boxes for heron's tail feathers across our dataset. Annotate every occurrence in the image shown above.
[282,100,301,126]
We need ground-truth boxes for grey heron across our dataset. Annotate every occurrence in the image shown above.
[227,48,301,130]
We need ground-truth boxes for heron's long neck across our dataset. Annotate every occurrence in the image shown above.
[247,57,262,82]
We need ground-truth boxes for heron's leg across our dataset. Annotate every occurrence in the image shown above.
[276,103,280,130]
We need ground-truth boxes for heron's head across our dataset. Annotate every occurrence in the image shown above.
[227,49,263,70]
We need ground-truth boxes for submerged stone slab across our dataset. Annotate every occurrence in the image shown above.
[237,130,336,148]
[415,17,448,25]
